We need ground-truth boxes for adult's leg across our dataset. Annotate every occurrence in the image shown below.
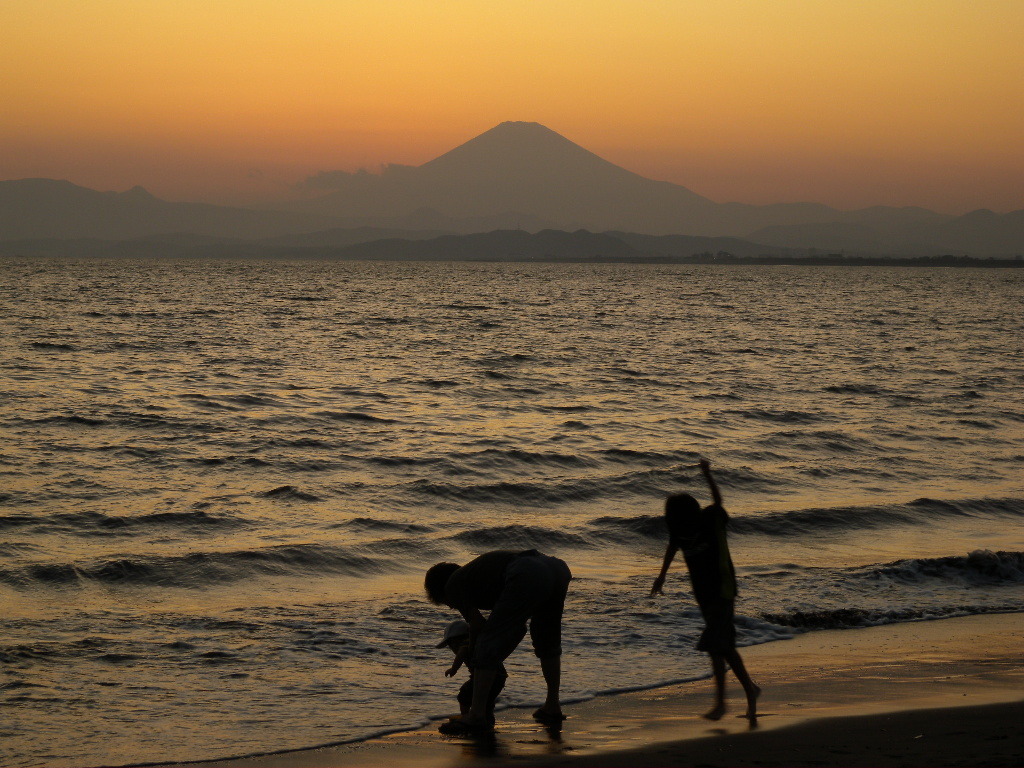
[483,668,508,724]
[467,669,500,724]
[538,656,562,716]
[529,556,571,720]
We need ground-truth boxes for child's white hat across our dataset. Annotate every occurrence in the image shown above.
[436,619,470,648]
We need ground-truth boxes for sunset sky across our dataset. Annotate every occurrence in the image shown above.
[3,1,1022,213]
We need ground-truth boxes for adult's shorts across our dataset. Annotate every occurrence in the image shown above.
[472,550,572,670]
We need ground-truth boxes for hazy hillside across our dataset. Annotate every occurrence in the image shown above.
[749,208,1024,256]
[0,179,336,240]
[930,209,1024,255]
[262,226,455,248]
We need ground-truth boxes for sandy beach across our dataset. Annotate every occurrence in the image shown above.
[165,612,1023,768]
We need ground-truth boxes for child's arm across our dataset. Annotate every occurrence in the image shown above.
[699,458,723,508]
[445,644,469,677]
[650,541,678,596]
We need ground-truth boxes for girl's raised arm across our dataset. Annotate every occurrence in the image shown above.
[699,458,723,508]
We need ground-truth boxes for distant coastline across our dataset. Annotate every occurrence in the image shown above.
[2,228,1022,267]
[637,253,1024,268]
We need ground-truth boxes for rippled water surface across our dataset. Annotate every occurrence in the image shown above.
[1,258,1022,766]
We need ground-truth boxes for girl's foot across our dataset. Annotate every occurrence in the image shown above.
[438,717,493,736]
[702,702,726,721]
[744,685,762,719]
[533,707,567,725]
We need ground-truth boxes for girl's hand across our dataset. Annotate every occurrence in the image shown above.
[445,666,458,677]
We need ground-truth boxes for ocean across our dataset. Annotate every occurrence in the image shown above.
[1,257,1022,767]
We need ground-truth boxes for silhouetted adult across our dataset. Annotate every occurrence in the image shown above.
[424,549,571,734]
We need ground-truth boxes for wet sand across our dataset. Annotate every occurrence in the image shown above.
[167,613,1023,768]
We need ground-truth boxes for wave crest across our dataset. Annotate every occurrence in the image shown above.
[869,550,1024,586]
[0,544,386,589]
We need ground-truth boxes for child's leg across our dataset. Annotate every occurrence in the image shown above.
[704,653,728,720]
[457,679,473,718]
[724,649,761,719]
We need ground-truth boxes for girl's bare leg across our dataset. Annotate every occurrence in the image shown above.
[703,654,728,720]
[725,649,761,720]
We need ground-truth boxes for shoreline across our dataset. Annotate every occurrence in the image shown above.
[164,612,1024,768]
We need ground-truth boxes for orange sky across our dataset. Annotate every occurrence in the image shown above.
[3,1,1022,213]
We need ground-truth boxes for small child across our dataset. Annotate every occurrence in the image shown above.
[650,458,761,721]
[436,620,508,725]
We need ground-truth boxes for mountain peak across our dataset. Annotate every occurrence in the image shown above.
[121,185,157,200]
[490,120,559,135]
[420,121,632,183]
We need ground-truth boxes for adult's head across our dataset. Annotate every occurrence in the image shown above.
[664,493,701,543]
[424,561,461,605]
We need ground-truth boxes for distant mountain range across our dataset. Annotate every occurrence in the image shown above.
[1,122,1021,256]
[0,178,337,240]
